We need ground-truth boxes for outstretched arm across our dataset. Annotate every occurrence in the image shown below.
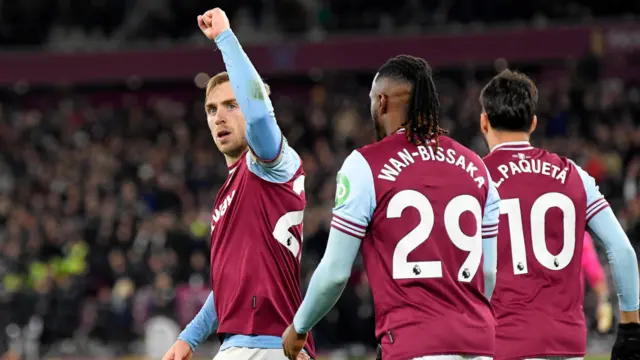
[215,29,282,162]
[199,8,282,163]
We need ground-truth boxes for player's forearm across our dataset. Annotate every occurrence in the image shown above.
[482,237,497,300]
[589,208,640,312]
[293,260,349,334]
[293,229,362,333]
[214,29,282,161]
[178,291,218,351]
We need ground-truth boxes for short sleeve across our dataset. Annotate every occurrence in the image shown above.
[331,150,376,239]
[569,160,610,222]
[246,139,301,184]
[482,170,500,239]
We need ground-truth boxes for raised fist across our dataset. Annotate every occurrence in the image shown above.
[197,8,230,40]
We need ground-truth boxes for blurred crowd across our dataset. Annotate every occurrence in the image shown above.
[0,55,638,357]
[1,0,638,50]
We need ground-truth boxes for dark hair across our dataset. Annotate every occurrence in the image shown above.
[377,55,447,146]
[480,69,538,132]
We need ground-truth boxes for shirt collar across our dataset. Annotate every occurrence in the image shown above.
[491,141,533,152]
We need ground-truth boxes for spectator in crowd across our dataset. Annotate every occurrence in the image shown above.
[1,0,639,50]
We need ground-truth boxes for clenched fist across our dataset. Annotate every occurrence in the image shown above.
[162,339,193,360]
[197,8,230,40]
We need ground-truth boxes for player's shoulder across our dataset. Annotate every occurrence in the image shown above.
[438,135,464,148]
[537,148,574,167]
[354,132,400,160]
[443,136,493,193]
[535,149,584,181]
[245,141,303,184]
[560,155,594,188]
[482,149,499,164]
[440,135,489,174]
[442,135,485,161]
[339,149,374,178]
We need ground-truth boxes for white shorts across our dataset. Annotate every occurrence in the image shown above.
[213,347,290,360]
[412,356,493,360]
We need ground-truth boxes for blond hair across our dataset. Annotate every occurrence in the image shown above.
[205,71,271,99]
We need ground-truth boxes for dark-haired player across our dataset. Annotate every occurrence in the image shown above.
[480,70,640,360]
[163,8,314,360]
[282,55,500,360]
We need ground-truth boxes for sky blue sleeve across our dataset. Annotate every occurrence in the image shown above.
[177,291,218,351]
[293,228,362,333]
[482,170,500,238]
[482,168,499,300]
[246,139,301,183]
[330,150,376,239]
[215,29,282,162]
[588,208,639,311]
[571,160,640,311]
[483,237,497,300]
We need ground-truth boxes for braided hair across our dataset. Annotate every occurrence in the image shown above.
[377,55,447,147]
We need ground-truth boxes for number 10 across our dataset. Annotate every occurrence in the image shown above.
[500,192,577,275]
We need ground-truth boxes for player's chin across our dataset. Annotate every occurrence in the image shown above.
[215,137,233,150]
[218,141,245,157]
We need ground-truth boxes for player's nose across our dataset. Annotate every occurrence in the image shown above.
[213,114,227,125]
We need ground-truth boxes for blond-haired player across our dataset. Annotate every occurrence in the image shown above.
[162,8,313,360]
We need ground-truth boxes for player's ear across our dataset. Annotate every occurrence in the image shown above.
[379,94,388,115]
[529,115,537,134]
[480,112,490,134]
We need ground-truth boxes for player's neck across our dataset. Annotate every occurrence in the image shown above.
[224,147,250,168]
[224,154,242,168]
[488,131,530,152]
[384,117,404,137]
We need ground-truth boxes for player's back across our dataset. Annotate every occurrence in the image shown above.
[483,142,587,360]
[356,131,496,359]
